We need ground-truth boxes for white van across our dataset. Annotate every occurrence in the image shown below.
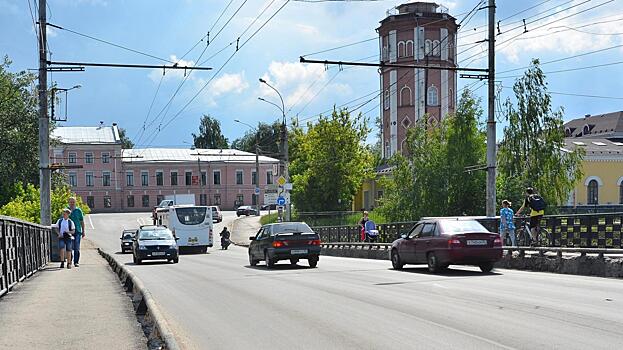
[155,205,213,253]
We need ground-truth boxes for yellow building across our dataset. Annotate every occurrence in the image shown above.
[352,165,391,211]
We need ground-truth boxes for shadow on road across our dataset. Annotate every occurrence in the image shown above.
[244,263,315,271]
[395,266,502,277]
[124,261,176,266]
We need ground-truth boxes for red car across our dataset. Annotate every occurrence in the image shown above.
[390,218,502,273]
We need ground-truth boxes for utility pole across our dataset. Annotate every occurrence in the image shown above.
[486,0,496,217]
[38,0,51,225]
[255,133,260,216]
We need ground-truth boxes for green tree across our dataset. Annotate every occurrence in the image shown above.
[446,90,486,215]
[231,120,282,156]
[289,108,373,212]
[497,59,583,209]
[0,56,40,206]
[192,114,229,149]
[118,127,134,149]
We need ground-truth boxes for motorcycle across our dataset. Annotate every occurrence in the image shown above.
[221,237,231,250]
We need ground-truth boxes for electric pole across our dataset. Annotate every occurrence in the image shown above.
[486,0,497,217]
[38,0,51,225]
[255,134,260,216]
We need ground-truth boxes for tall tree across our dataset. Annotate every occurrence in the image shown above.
[0,56,39,206]
[118,127,134,149]
[192,114,229,149]
[231,120,282,156]
[289,109,373,212]
[497,59,583,208]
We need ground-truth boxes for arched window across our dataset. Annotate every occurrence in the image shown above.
[405,40,414,57]
[425,39,432,56]
[400,85,412,106]
[587,180,599,205]
[397,41,406,58]
[583,124,591,136]
[384,89,390,110]
[432,40,440,56]
[427,85,438,106]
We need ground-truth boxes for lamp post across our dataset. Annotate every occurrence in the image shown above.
[50,84,81,121]
[258,78,290,221]
[234,119,261,216]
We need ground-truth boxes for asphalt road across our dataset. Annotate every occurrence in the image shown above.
[86,212,623,350]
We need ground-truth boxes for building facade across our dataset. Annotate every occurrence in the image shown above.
[378,2,458,158]
[52,125,280,213]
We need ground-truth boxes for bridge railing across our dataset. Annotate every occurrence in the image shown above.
[313,212,623,248]
[0,215,51,298]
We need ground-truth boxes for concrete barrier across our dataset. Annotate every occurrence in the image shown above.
[98,249,180,350]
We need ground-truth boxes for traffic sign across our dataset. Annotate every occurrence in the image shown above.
[277,196,286,206]
[254,187,261,195]
[277,176,287,186]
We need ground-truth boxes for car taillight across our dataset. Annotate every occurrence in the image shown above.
[448,238,462,248]
[272,241,284,248]
[493,236,502,246]
[308,239,321,246]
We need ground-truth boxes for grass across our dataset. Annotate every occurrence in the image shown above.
[260,212,279,225]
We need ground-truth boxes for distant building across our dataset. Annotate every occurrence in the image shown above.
[378,2,458,158]
[51,125,280,213]
[561,111,623,212]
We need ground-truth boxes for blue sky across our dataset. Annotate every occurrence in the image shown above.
[2,0,622,147]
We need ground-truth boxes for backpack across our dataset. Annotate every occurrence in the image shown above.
[528,195,546,211]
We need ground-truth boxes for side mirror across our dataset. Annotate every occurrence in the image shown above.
[175,237,180,241]
[249,236,256,241]
[401,234,408,239]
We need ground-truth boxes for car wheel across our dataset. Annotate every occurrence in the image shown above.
[391,249,404,270]
[427,252,441,273]
[173,258,179,264]
[265,251,275,268]
[289,258,299,265]
[308,256,318,268]
[479,262,494,273]
[249,253,258,266]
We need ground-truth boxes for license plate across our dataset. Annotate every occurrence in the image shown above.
[291,249,308,254]
[124,243,131,245]
[467,240,487,246]
[152,252,166,256]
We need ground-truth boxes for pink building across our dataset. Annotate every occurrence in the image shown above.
[52,125,280,212]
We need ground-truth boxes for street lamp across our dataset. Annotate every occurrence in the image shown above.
[258,78,290,221]
[50,84,82,121]
[234,119,261,216]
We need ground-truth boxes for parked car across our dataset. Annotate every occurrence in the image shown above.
[390,218,502,273]
[210,206,223,223]
[132,225,179,264]
[237,205,258,217]
[120,229,136,253]
[248,222,321,268]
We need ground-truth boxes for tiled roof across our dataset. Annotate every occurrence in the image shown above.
[52,125,120,145]
[563,111,623,139]
[563,138,623,156]
[121,148,280,164]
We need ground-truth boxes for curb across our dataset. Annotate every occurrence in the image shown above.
[98,249,180,350]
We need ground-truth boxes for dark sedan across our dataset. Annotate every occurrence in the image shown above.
[390,218,502,273]
[120,229,136,253]
[237,205,258,217]
[132,226,179,264]
[248,222,321,268]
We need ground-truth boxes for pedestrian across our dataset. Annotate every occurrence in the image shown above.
[499,200,516,246]
[358,211,369,241]
[68,197,85,267]
[56,208,75,269]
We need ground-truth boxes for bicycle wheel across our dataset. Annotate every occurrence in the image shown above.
[517,228,529,246]
[539,228,551,247]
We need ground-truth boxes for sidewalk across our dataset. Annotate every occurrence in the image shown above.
[0,239,146,350]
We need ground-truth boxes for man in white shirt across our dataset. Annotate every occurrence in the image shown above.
[55,208,75,269]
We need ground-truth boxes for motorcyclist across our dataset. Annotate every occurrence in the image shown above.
[220,227,231,250]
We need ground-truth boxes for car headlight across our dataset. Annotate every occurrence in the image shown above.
[138,245,148,250]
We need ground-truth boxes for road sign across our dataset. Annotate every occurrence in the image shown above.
[264,185,279,204]
[284,183,293,191]
[254,187,260,195]
[277,176,287,187]
[277,196,286,206]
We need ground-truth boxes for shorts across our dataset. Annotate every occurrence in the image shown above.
[529,215,542,229]
[58,237,74,251]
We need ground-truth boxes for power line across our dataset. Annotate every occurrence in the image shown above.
[497,60,623,79]
[500,85,623,100]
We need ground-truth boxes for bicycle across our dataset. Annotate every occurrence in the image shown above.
[514,215,551,247]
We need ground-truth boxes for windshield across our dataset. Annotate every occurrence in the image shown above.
[175,207,207,225]
[439,220,488,233]
[138,229,173,240]
[271,223,314,235]
[122,233,134,239]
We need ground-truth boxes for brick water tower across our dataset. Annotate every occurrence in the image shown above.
[378,2,458,158]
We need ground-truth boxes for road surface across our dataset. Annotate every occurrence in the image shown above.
[86,212,623,350]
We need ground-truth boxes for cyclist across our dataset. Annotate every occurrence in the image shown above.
[516,187,546,245]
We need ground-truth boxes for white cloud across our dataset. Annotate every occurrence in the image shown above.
[211,72,249,97]
[295,24,320,36]
[46,26,58,38]
[260,61,328,106]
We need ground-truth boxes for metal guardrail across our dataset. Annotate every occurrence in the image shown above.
[0,215,51,298]
[314,212,623,248]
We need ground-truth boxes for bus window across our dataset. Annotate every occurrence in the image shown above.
[175,207,208,225]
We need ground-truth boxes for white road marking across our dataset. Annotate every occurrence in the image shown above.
[87,215,95,230]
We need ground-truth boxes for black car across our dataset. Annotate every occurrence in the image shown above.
[237,205,258,217]
[120,229,136,253]
[248,222,321,268]
[132,225,179,264]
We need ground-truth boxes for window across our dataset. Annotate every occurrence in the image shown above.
[236,194,244,205]
[170,171,178,186]
[213,170,221,185]
[69,172,77,187]
[185,171,192,186]
[102,171,111,187]
[127,195,135,208]
[397,41,405,58]
[175,207,207,225]
[141,171,149,186]
[214,194,221,205]
[406,40,414,57]
[142,195,150,208]
[252,171,257,185]
[377,190,384,199]
[384,89,390,110]
[587,180,598,205]
[104,196,112,208]
[421,223,435,237]
[427,85,438,106]
[199,194,207,206]
[400,85,412,106]
[85,152,94,164]
[86,172,94,187]
[425,39,432,56]
[87,196,95,209]
[266,170,273,185]
[126,171,134,186]
[68,152,77,164]
[102,152,110,164]
[156,195,165,205]
[408,224,423,239]
[449,88,454,108]
[156,171,163,186]
[432,40,440,56]
[236,170,243,185]
[201,171,207,186]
